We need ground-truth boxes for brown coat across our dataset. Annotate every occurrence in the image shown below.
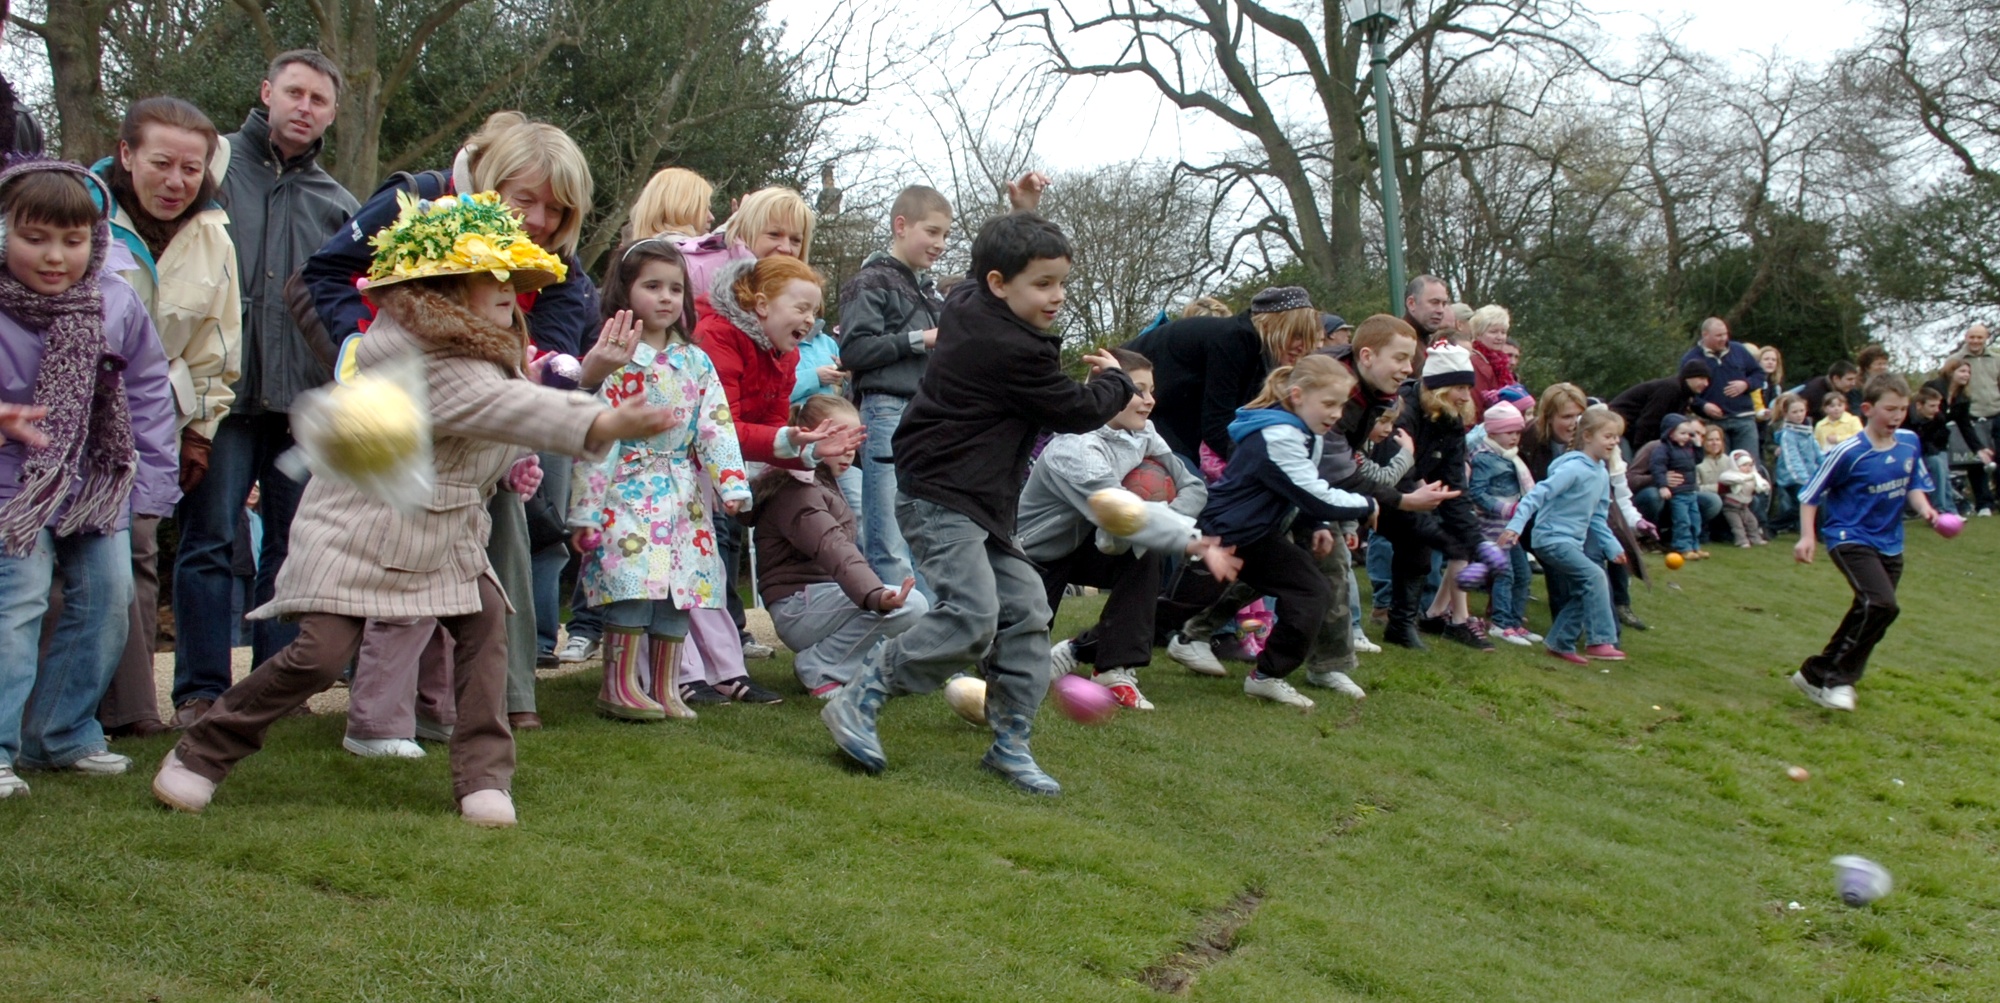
[743,468,890,610]
[253,287,606,621]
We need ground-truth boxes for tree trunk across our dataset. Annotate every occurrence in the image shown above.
[33,0,118,161]
[324,0,384,194]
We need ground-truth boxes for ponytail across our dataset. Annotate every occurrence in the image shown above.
[1245,354,1354,411]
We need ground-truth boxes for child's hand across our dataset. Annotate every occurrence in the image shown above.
[877,577,917,612]
[1398,479,1460,511]
[793,419,866,457]
[1792,536,1815,564]
[0,403,49,448]
[507,454,543,495]
[572,527,602,554]
[1496,529,1519,549]
[1609,551,1627,565]
[1311,528,1336,558]
[921,327,939,349]
[1393,428,1414,455]
[1192,538,1241,582]
[588,398,679,451]
[1081,348,1122,375]
[1659,487,1672,499]
[814,364,845,388]
[1345,532,1360,551]
[580,310,642,387]
[1006,171,1052,211]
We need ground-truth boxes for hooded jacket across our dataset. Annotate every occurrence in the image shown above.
[1015,420,1206,562]
[1609,358,1709,447]
[1196,406,1374,546]
[1650,413,1703,485]
[691,257,808,468]
[1505,448,1617,555]
[838,251,942,399]
[220,108,359,414]
[742,466,891,609]
[891,279,1135,546]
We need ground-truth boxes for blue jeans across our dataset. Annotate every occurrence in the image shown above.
[1667,492,1702,553]
[1,530,131,768]
[1923,454,1956,515]
[1716,413,1758,459]
[602,598,690,638]
[173,412,304,705]
[1533,540,1615,654]
[1490,543,1531,629]
[859,394,915,585]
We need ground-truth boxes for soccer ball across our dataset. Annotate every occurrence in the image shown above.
[1121,456,1178,502]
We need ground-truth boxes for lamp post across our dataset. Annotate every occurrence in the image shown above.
[1347,0,1405,313]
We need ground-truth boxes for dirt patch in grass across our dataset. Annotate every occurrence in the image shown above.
[1137,888,1265,995]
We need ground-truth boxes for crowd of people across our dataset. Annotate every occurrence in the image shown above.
[0,50,1980,825]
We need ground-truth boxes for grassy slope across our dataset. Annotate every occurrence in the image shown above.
[2,525,1996,1002]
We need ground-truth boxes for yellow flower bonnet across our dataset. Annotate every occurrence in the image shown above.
[362,190,569,293]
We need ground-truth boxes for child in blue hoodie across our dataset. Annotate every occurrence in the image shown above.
[1500,408,1628,665]
[1197,356,1376,709]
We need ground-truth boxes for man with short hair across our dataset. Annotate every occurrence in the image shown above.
[1402,275,1452,343]
[170,50,359,727]
[1951,323,1998,515]
[1680,317,1765,458]
[1800,360,1861,424]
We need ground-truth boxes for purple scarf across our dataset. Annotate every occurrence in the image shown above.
[0,157,131,556]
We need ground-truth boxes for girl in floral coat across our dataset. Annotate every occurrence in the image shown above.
[570,238,750,720]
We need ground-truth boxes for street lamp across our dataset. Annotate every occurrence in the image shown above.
[1346,0,1405,314]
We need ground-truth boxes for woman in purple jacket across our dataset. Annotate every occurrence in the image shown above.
[0,158,178,797]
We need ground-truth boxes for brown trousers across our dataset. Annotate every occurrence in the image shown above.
[97,514,166,728]
[346,617,457,740]
[174,575,515,799]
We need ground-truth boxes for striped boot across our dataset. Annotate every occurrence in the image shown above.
[647,635,698,720]
[596,627,666,721]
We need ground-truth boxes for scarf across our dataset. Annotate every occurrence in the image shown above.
[0,158,131,556]
[1472,339,1516,388]
[1485,439,1534,496]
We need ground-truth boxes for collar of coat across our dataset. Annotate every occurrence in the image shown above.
[375,284,527,372]
[708,257,775,352]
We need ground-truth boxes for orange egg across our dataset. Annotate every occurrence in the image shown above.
[1665,552,1685,570]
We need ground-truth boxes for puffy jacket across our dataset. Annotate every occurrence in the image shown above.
[1197,406,1373,546]
[743,466,892,609]
[692,258,806,468]
[838,251,941,400]
[93,159,242,439]
[300,165,599,357]
[1123,311,1270,461]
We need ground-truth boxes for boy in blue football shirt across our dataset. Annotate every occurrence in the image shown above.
[1790,374,1942,712]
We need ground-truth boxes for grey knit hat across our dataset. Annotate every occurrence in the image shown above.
[1250,286,1311,314]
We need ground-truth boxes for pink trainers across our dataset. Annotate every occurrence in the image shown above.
[1547,649,1590,666]
[1585,644,1628,660]
[151,751,215,814]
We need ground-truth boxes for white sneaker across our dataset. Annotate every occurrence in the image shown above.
[1495,627,1533,646]
[343,736,426,758]
[1049,638,1078,678]
[1096,669,1154,710]
[1168,632,1228,677]
[741,640,777,659]
[1244,673,1315,708]
[1791,672,1854,712]
[1979,508,1993,518]
[0,765,27,798]
[1305,669,1366,699]
[555,634,598,663]
[460,789,517,828]
[69,751,132,775]
[1351,631,1382,654]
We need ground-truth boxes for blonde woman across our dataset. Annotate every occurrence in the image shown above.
[628,166,714,240]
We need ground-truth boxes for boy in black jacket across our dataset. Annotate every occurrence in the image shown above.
[1651,413,1708,556]
[822,212,1137,795]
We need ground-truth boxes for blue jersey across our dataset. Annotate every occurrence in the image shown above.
[1798,428,1932,555]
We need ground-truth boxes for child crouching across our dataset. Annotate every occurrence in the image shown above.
[1500,408,1628,664]
[744,394,925,698]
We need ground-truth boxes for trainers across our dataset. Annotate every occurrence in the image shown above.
[556,635,599,663]
[1547,648,1590,666]
[1244,672,1315,708]
[1584,644,1627,661]
[536,647,558,667]
[1049,638,1079,678]
[1442,619,1495,652]
[741,639,776,659]
[679,680,731,705]
[170,698,214,730]
[151,751,215,814]
[343,736,425,759]
[1792,671,1845,711]
[713,676,784,704]
[414,718,454,743]
[1614,605,1650,631]
[822,652,890,773]
[1979,508,1993,518]
[1167,632,1228,677]
[1825,685,1858,711]
[1096,669,1153,710]
[1495,626,1534,646]
[1351,631,1382,654]
[459,789,517,828]
[64,751,133,775]
[1305,669,1366,699]
[0,765,27,798]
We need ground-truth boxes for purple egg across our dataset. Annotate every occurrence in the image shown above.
[1934,513,1964,538]
[1051,673,1118,725]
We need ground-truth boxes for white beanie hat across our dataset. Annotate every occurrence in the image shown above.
[1422,343,1476,389]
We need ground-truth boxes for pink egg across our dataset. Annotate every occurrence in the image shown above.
[1934,513,1964,538]
[1051,673,1118,725]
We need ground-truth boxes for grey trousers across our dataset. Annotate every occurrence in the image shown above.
[880,496,1046,717]
[346,617,456,740]
[487,492,537,714]
[770,582,929,692]
[1304,540,1357,674]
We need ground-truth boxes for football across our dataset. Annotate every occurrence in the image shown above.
[1121,456,1178,503]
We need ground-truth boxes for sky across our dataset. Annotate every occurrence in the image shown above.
[769,0,1876,174]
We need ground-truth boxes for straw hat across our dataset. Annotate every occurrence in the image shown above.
[363,190,567,293]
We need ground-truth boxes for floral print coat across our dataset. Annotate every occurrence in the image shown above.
[569,339,750,609]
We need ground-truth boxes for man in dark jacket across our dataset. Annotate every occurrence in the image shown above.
[1680,317,1765,457]
[0,6,44,157]
[1609,358,1710,450]
[1799,360,1861,423]
[1402,274,1452,343]
[171,50,359,726]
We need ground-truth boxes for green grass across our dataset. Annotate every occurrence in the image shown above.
[4,525,1998,1001]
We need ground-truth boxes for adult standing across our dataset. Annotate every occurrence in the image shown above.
[1680,317,1764,458]
[168,52,355,732]
[1402,275,1453,345]
[1122,287,1321,471]
[1946,324,1998,516]
[0,5,43,156]
[90,98,242,737]
[301,110,598,730]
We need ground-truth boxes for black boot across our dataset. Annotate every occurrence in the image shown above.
[1384,574,1428,650]
[1615,605,1650,631]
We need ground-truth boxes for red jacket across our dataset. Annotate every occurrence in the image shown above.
[691,259,804,468]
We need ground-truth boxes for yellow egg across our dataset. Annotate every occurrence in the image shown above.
[322,375,422,478]
[943,675,987,727]
[1088,487,1149,537]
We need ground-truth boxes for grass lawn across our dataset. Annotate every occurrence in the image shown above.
[4,524,1997,1001]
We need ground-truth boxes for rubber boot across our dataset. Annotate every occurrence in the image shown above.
[647,635,698,720]
[821,646,890,773]
[1383,572,1428,650]
[981,700,1061,796]
[595,627,666,721]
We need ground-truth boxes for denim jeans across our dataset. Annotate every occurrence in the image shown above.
[1716,413,1758,459]
[859,394,915,585]
[1489,542,1531,629]
[1532,540,1616,654]
[173,412,305,705]
[1667,491,1702,553]
[1923,453,1956,515]
[1,529,131,768]
[530,451,572,657]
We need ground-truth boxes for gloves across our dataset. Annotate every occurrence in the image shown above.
[178,426,212,494]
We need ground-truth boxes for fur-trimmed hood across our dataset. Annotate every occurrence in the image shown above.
[373,283,527,372]
[707,257,771,351]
